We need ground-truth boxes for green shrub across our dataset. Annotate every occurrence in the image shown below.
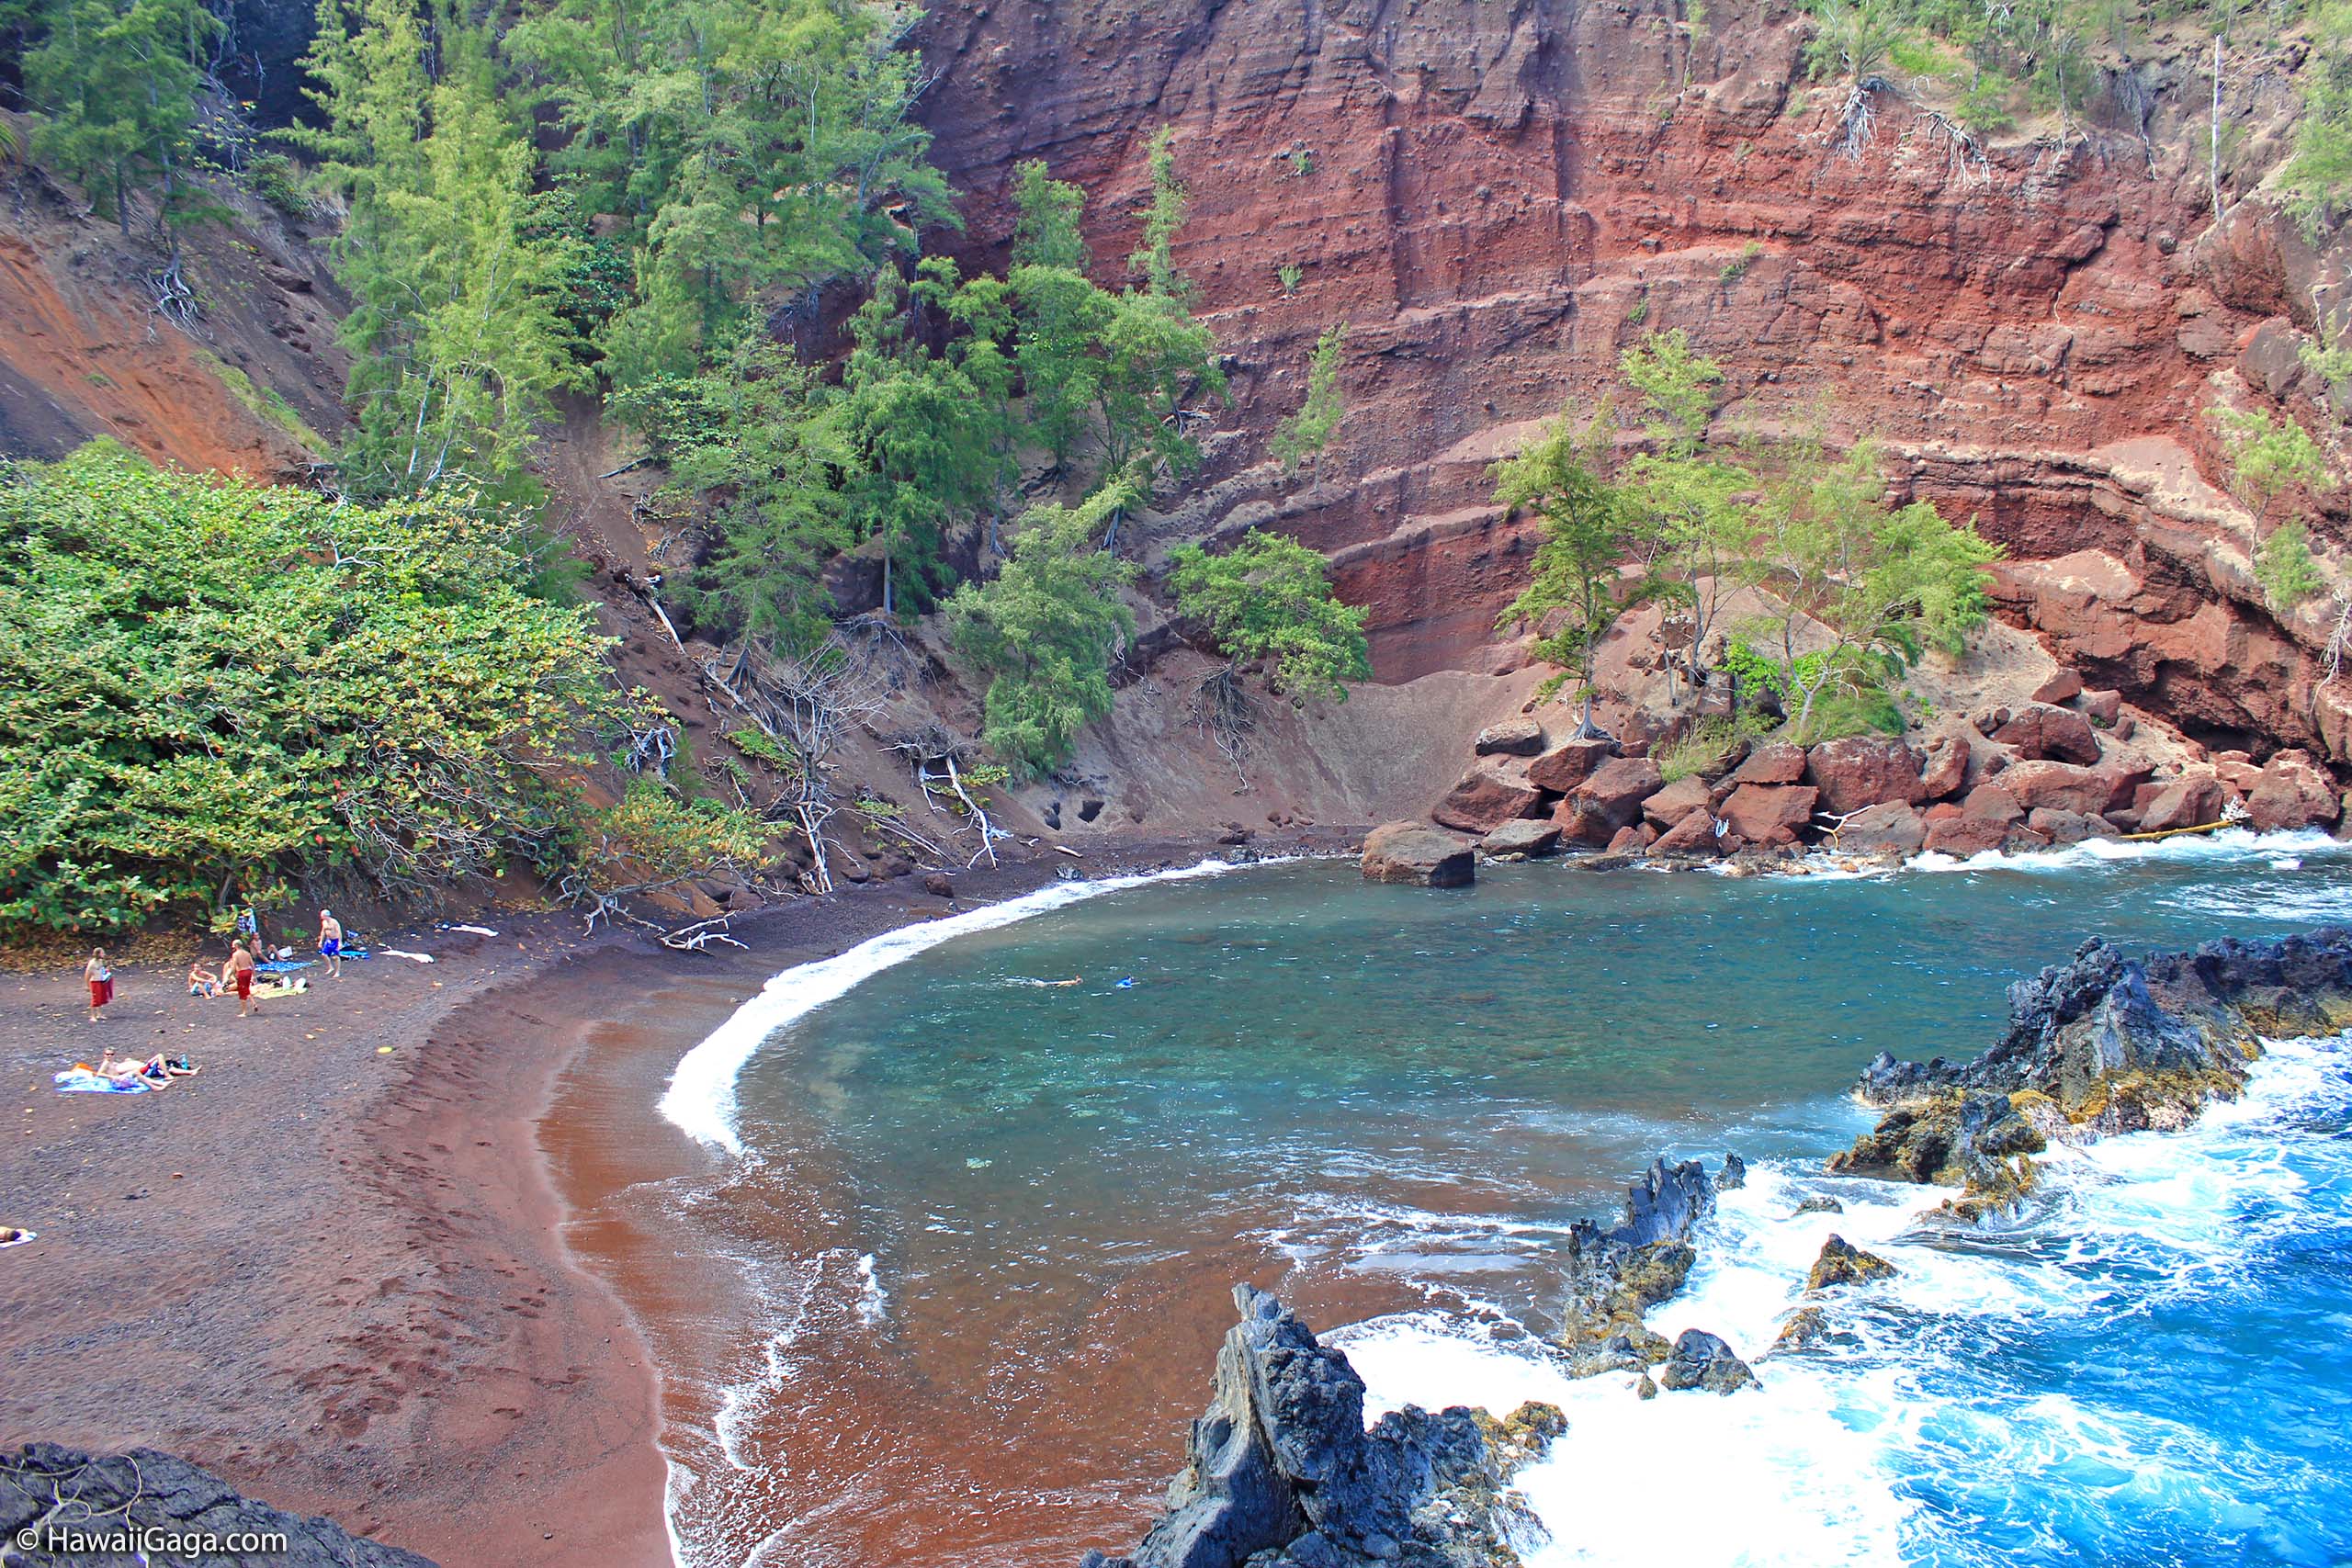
[2256,519,2325,611]
[0,442,648,934]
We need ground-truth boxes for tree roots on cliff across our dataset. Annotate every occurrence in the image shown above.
[1193,664,1258,782]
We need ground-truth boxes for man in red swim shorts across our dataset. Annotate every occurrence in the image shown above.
[229,941,259,1017]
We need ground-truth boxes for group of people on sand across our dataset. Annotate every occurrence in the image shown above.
[85,909,347,1023]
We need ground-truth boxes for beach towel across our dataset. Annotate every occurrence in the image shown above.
[379,949,435,964]
[0,1229,33,1249]
[255,959,315,975]
[55,1067,148,1094]
[437,923,499,937]
[251,978,308,998]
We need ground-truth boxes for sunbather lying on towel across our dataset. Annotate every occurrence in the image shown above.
[96,1049,197,1088]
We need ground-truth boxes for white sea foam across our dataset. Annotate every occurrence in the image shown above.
[1329,1031,2352,1567]
[657,858,1249,1152]
[1907,826,2344,876]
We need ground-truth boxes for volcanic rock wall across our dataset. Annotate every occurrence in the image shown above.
[913,0,2352,764]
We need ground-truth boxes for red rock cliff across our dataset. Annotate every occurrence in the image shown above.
[913,0,2352,765]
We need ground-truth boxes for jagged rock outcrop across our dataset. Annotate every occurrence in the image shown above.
[1840,928,2352,1214]
[0,1445,435,1568]
[1078,1287,1551,1568]
[1657,1328,1761,1395]
[1554,1155,1743,1374]
[1804,1235,1899,1292]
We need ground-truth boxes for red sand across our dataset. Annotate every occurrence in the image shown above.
[0,840,1346,1563]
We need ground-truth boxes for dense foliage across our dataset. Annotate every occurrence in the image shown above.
[1496,332,2002,739]
[946,485,1140,779]
[1167,530,1371,705]
[0,444,742,935]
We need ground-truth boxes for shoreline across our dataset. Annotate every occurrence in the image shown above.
[0,831,1351,1566]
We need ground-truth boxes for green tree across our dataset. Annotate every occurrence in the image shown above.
[1748,437,2002,737]
[22,0,222,243]
[2283,1,2352,238]
[1011,158,1090,270]
[0,442,686,934]
[946,483,1140,778]
[1271,323,1347,479]
[1493,405,1636,735]
[1614,330,1753,696]
[2256,519,2326,611]
[1129,126,1196,307]
[2222,406,2331,515]
[299,6,583,500]
[1167,530,1370,705]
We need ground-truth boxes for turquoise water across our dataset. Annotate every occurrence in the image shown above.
[676,834,2352,1568]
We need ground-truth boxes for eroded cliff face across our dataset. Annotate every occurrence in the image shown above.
[915,0,2352,765]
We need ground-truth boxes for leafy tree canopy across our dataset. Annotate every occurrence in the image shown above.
[1167,530,1370,705]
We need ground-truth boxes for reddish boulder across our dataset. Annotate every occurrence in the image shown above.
[1919,737,1970,802]
[1527,739,1617,793]
[1363,823,1475,886]
[2079,689,2123,727]
[1720,783,1819,847]
[2031,670,2084,705]
[2136,772,2224,833]
[2246,750,2343,832]
[1960,784,2024,825]
[1994,705,2101,766]
[1431,765,1546,834]
[1923,815,2012,856]
[1805,737,1926,815]
[1923,802,1963,822]
[1474,718,1546,757]
[2211,750,2265,796]
[1480,819,1562,859]
[1835,802,1928,855]
[1727,741,1808,786]
[1641,775,1713,830]
[2027,807,2112,845]
[1558,756,1666,843]
[1999,761,2145,817]
[1649,807,1724,857]
[1971,705,2012,737]
[1605,823,1657,854]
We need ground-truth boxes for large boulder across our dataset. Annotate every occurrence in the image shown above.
[1604,824,1657,854]
[1,1445,435,1568]
[1472,717,1546,756]
[1479,818,1562,859]
[1648,807,1724,858]
[1835,801,1927,855]
[1558,756,1666,843]
[2027,807,2110,845]
[1726,740,1808,787]
[1922,815,2013,857]
[1430,765,1545,834]
[1081,1288,1551,1568]
[1998,760,2143,818]
[2136,770,2225,833]
[1994,705,2102,765]
[2245,750,2343,832]
[1527,738,1617,793]
[1361,823,1475,887]
[1919,736,1970,802]
[2030,669,2084,705]
[1719,783,1818,847]
[1805,737,1926,815]
[1959,783,2024,825]
[1640,774,1713,830]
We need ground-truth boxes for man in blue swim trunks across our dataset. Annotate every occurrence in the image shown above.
[318,908,345,979]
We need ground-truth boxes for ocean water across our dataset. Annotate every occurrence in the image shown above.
[658,832,2352,1568]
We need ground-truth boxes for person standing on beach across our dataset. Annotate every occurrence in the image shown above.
[318,909,344,979]
[84,949,113,1022]
[229,941,259,1016]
